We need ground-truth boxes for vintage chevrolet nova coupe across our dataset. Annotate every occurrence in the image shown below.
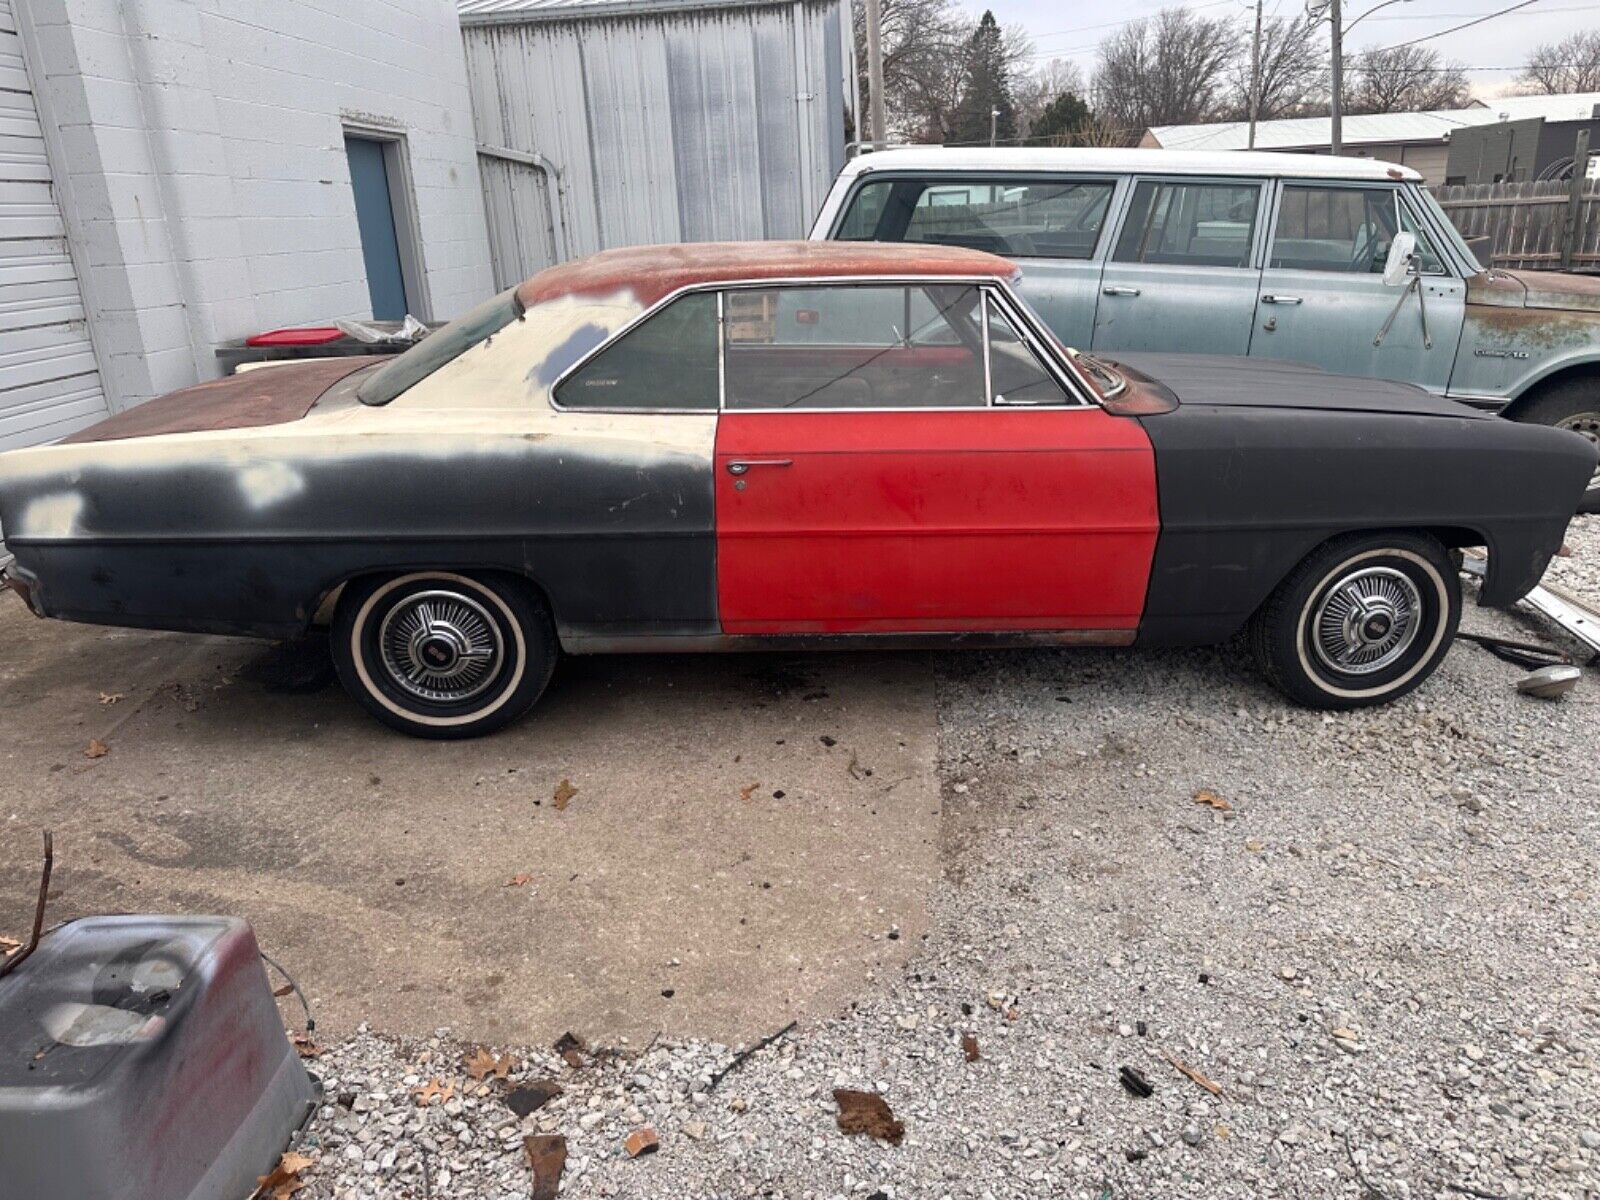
[0,243,1594,737]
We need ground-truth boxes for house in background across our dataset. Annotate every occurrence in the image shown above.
[459,0,850,289]
[5,0,494,450]
[1143,93,1600,185]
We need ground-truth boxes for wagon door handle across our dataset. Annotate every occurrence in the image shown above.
[1102,285,1141,297]
[726,459,793,476]
[1261,294,1303,305]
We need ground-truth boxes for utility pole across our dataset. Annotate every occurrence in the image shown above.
[1329,0,1344,155]
[863,0,887,150]
[1248,0,1263,149]
[990,107,1000,147]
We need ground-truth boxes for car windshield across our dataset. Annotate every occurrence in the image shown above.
[357,288,525,406]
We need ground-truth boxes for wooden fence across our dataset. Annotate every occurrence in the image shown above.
[1430,180,1600,274]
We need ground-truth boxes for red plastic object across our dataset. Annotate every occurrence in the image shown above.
[244,326,344,347]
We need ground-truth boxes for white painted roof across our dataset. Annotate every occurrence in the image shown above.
[836,146,1421,183]
[1149,92,1600,152]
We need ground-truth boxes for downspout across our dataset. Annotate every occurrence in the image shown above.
[477,143,570,263]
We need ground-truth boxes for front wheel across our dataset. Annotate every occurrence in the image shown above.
[1249,533,1460,710]
[332,571,556,738]
[1513,379,1600,513]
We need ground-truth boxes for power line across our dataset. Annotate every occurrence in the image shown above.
[1352,0,1539,49]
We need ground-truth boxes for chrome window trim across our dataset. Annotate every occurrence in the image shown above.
[980,291,994,404]
[550,273,1103,416]
[984,284,1093,405]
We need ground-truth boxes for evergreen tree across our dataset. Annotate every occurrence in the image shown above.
[1029,91,1092,145]
[951,12,1017,145]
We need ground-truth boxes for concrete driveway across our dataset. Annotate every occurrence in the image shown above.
[0,596,942,1046]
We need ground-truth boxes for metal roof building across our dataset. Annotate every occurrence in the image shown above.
[1142,93,1600,183]
[459,0,850,288]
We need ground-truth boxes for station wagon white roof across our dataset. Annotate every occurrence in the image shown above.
[834,147,1422,184]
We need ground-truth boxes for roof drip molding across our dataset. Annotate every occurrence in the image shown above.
[837,147,1423,183]
[458,0,807,22]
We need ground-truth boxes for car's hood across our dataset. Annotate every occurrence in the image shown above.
[60,358,379,446]
[1466,268,1600,315]
[1106,353,1488,419]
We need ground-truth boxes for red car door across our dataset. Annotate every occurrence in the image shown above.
[713,283,1159,635]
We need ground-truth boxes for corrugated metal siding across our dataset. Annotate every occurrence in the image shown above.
[463,0,844,282]
[0,0,108,453]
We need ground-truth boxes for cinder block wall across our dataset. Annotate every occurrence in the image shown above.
[19,0,494,412]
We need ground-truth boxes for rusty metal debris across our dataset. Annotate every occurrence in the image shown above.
[0,831,52,982]
[1461,552,1600,663]
[832,1089,905,1144]
[523,1134,567,1200]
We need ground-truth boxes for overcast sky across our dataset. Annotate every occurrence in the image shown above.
[967,0,1600,100]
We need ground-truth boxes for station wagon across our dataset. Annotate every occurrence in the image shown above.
[812,148,1600,508]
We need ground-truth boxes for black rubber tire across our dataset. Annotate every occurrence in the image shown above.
[1512,378,1600,514]
[331,571,557,739]
[1249,532,1460,710]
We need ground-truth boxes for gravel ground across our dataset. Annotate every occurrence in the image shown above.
[287,518,1600,1200]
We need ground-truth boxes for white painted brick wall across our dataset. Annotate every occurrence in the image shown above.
[21,0,494,412]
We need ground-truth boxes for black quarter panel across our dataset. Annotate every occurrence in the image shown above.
[1135,403,1596,646]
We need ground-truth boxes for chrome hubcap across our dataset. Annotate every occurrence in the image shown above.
[1555,412,1600,490]
[1311,566,1422,676]
[378,590,503,704]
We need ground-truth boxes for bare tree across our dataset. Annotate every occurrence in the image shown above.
[1224,14,1328,121]
[1092,8,1239,139]
[1517,30,1600,95]
[1014,58,1088,140]
[852,0,971,141]
[1343,44,1471,114]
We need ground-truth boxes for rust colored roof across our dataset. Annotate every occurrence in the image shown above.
[516,241,1020,308]
[62,358,377,444]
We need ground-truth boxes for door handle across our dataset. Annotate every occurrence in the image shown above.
[1102,285,1141,297]
[1261,294,1303,305]
[726,459,793,476]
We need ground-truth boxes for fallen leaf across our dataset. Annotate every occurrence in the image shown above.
[273,984,294,998]
[624,1126,660,1157]
[0,935,21,955]
[552,1031,587,1070]
[1192,788,1232,812]
[552,779,577,810]
[290,1032,322,1059]
[98,692,123,706]
[465,1046,514,1081]
[254,1150,315,1199]
[739,782,758,802]
[84,738,109,759]
[506,1080,563,1117]
[524,1133,567,1200]
[1245,838,1265,853]
[505,873,533,888]
[833,1089,905,1145]
[414,1077,454,1107]
[1162,1049,1224,1097]
[1216,1123,1232,1140]
[960,1032,980,1062]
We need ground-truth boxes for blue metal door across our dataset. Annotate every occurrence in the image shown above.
[346,136,408,321]
[1090,178,1266,355]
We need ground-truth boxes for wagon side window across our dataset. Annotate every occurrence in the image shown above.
[722,284,986,410]
[1113,180,1261,269]
[837,177,1116,259]
[554,292,718,411]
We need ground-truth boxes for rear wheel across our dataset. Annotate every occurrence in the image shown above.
[1249,532,1460,710]
[332,571,556,738]
[1513,378,1600,513]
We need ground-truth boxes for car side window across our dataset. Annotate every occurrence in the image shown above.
[1113,180,1261,269]
[554,292,718,410]
[1396,201,1446,275]
[837,177,1116,260]
[1269,185,1447,275]
[722,284,986,410]
[986,300,1069,406]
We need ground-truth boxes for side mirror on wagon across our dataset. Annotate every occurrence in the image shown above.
[1382,232,1418,287]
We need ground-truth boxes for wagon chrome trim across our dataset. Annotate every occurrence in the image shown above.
[547,273,1103,414]
[559,628,1138,654]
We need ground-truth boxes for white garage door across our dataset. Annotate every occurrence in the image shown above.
[0,0,108,455]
